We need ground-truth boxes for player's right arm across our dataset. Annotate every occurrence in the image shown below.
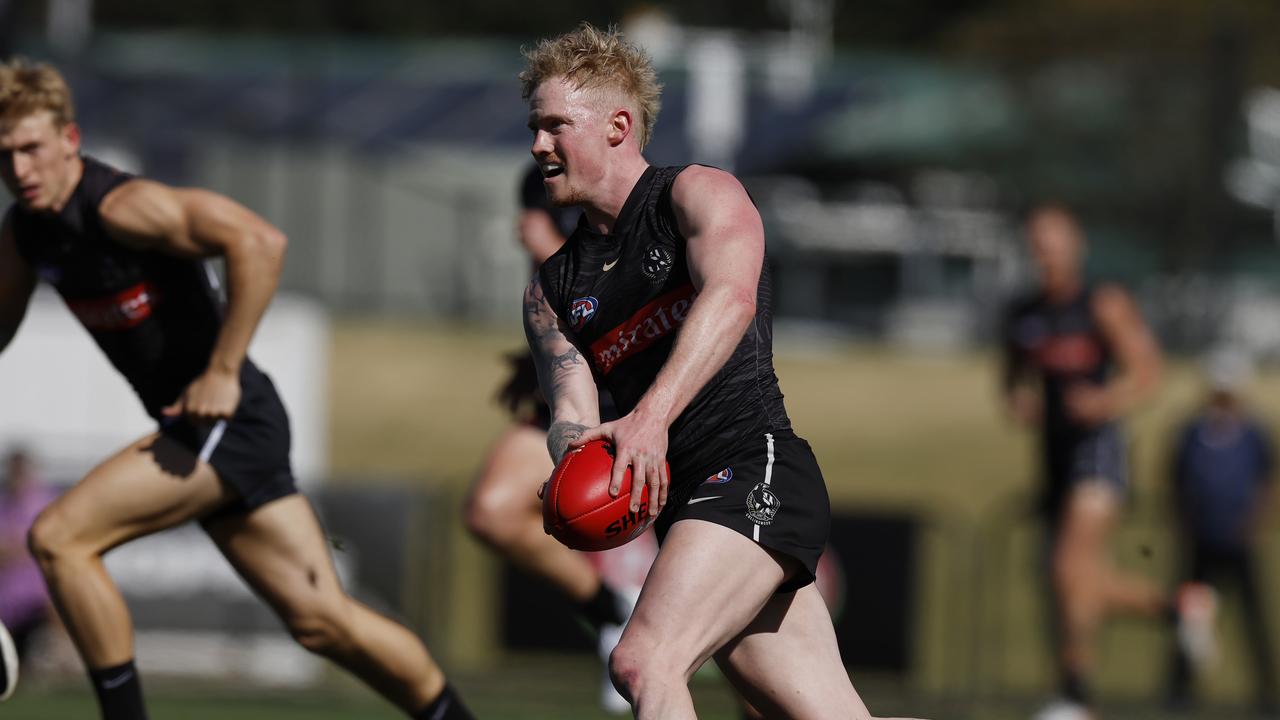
[0,212,37,356]
[523,274,600,463]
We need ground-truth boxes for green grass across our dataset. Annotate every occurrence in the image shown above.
[4,656,1269,720]
[3,654,737,720]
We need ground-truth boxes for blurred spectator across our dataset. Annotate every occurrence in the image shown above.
[1166,349,1278,714]
[0,447,57,661]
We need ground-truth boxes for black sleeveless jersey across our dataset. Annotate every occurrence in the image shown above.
[1003,286,1114,443]
[8,155,262,420]
[539,165,792,480]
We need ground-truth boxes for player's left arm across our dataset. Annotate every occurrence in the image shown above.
[574,166,763,516]
[1068,284,1163,424]
[98,179,287,422]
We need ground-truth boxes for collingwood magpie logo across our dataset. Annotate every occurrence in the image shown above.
[745,482,781,525]
[641,245,674,283]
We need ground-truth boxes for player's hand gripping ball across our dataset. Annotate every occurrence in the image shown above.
[542,440,662,551]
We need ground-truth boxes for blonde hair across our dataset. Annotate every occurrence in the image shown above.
[520,23,662,149]
[0,58,75,128]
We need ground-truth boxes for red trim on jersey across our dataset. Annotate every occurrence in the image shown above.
[66,282,157,332]
[590,284,697,375]
[1034,333,1103,374]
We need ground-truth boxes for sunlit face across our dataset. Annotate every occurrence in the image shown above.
[0,110,81,212]
[1027,208,1084,295]
[527,77,617,208]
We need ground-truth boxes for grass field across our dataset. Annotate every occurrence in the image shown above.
[4,654,1272,720]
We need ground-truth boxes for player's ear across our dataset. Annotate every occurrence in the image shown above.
[60,121,81,155]
[607,109,632,148]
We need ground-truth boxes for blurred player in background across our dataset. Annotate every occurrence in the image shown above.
[1165,349,1277,715]
[466,161,655,714]
[521,24,916,720]
[0,59,472,720]
[1001,204,1213,720]
[0,447,58,664]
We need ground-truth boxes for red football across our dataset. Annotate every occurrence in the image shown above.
[543,440,660,551]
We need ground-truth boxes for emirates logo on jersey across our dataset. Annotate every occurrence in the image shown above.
[65,282,158,332]
[590,284,696,375]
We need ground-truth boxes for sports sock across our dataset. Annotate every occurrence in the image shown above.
[577,584,626,631]
[88,659,148,720]
[413,683,475,720]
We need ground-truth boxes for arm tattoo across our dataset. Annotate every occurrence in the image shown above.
[550,347,583,371]
[548,420,588,464]
[523,278,586,397]
[524,277,596,462]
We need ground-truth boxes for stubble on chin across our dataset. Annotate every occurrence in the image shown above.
[549,185,586,208]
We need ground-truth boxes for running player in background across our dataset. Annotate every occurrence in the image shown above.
[465,161,654,715]
[0,58,472,720]
[521,24,918,720]
[1001,204,1214,720]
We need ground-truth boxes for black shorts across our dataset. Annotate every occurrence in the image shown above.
[160,365,297,520]
[657,430,830,593]
[1043,423,1128,520]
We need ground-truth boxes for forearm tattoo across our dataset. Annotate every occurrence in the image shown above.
[523,278,587,401]
[548,420,588,463]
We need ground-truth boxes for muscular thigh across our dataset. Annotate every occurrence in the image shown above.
[621,519,796,679]
[203,494,344,613]
[1057,483,1120,551]
[40,431,232,553]
[715,584,869,719]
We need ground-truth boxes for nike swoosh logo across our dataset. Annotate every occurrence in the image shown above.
[602,258,619,272]
[687,496,721,505]
[101,670,135,690]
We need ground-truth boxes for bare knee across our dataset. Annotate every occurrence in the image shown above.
[27,507,81,571]
[284,597,356,658]
[609,635,676,701]
[464,485,526,549]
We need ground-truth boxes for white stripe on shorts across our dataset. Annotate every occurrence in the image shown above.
[198,420,228,464]
[754,432,776,542]
[203,260,222,292]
